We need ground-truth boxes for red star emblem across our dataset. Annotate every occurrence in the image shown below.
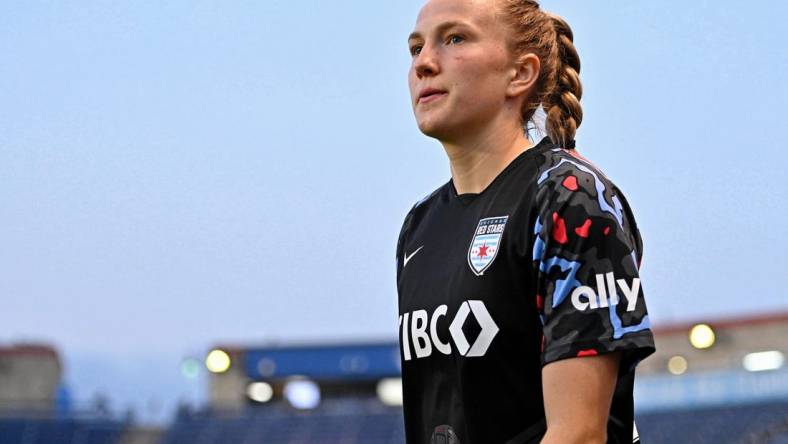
[477,243,489,259]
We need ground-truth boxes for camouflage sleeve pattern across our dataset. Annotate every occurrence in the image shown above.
[532,149,655,374]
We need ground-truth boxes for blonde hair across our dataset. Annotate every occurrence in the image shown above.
[499,0,582,149]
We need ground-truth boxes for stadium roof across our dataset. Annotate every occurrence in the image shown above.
[653,310,788,336]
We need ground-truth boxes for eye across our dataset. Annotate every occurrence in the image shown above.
[410,44,423,56]
[447,34,465,45]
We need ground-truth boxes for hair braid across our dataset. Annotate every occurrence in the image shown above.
[543,13,582,149]
[499,1,583,149]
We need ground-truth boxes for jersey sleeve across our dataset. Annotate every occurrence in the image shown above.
[531,153,655,375]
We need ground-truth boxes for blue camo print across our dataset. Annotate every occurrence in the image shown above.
[532,147,654,372]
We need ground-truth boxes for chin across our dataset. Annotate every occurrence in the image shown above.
[416,115,461,141]
[418,124,453,141]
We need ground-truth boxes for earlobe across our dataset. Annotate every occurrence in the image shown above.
[506,53,540,98]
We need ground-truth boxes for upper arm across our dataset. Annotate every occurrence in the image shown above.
[541,352,621,443]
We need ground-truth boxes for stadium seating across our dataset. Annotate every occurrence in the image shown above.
[159,398,788,444]
[4,403,785,444]
[637,400,788,444]
[160,397,405,444]
[0,416,126,444]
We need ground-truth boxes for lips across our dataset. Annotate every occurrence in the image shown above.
[417,88,447,104]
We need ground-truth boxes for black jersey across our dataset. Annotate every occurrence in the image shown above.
[395,137,655,444]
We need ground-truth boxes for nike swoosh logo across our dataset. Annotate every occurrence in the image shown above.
[403,246,424,267]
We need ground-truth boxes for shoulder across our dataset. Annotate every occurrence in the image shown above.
[534,147,633,229]
[531,147,644,263]
[413,182,446,211]
[397,181,449,243]
[535,147,620,194]
[401,182,448,225]
[396,182,450,274]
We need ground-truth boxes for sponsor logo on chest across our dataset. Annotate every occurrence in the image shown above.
[467,216,508,276]
[399,300,499,361]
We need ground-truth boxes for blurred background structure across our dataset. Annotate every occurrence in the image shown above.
[2,313,788,443]
[1,0,786,443]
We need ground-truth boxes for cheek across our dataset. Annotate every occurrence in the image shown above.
[454,63,499,97]
[464,56,509,95]
[407,69,419,98]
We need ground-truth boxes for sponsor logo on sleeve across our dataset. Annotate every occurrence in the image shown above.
[570,272,640,312]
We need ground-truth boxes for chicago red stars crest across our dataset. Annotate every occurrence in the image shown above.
[467,216,508,276]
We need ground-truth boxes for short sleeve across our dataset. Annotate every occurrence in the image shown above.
[531,153,655,375]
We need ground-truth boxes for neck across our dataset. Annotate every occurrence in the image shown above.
[442,115,533,195]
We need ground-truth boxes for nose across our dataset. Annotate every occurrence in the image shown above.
[413,44,440,78]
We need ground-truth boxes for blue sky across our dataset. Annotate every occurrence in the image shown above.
[1,0,786,424]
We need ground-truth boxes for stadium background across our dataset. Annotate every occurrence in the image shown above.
[3,314,788,443]
[1,1,787,443]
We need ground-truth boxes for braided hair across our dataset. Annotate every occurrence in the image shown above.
[499,0,583,149]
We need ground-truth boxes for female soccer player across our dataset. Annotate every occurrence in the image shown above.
[395,1,656,443]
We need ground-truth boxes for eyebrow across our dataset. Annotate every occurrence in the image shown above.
[408,20,471,42]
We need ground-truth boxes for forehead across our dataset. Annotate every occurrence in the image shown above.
[412,0,502,36]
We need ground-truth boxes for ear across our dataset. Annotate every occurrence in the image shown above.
[506,53,540,99]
